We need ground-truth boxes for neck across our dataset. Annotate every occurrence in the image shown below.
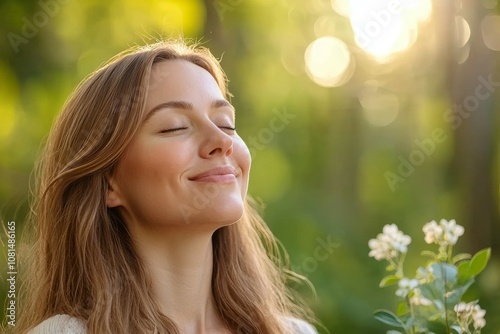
[132,225,227,333]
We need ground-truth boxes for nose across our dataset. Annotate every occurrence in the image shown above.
[199,124,234,158]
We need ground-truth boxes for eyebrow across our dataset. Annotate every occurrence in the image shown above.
[144,99,235,122]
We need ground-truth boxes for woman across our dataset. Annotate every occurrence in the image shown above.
[16,41,318,333]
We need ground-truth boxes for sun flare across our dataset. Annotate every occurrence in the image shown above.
[332,0,433,60]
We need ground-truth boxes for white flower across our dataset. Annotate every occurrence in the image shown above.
[440,219,464,245]
[368,238,394,261]
[415,266,434,284]
[472,304,486,329]
[455,302,469,316]
[395,278,419,298]
[423,220,443,244]
[455,301,486,330]
[409,288,432,306]
[369,224,411,261]
[384,224,412,253]
[423,219,464,246]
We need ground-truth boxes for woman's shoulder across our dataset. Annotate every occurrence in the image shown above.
[27,314,315,334]
[284,316,318,334]
[28,314,86,334]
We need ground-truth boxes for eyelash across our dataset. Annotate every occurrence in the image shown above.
[159,126,237,133]
[159,127,188,133]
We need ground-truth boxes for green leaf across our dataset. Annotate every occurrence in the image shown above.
[421,250,437,258]
[373,310,406,328]
[457,260,471,284]
[431,262,458,286]
[386,264,396,272]
[420,283,442,301]
[452,253,471,265]
[396,301,408,317]
[468,248,491,276]
[380,275,401,288]
[444,280,474,307]
[426,320,449,334]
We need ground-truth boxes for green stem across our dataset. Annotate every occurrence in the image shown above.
[441,264,450,333]
[447,244,453,264]
[407,297,416,334]
[388,258,398,271]
[397,252,406,277]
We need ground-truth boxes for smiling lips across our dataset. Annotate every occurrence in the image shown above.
[189,166,237,183]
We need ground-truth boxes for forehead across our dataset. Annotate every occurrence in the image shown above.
[147,60,223,103]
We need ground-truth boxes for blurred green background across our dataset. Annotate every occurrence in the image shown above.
[1,0,499,332]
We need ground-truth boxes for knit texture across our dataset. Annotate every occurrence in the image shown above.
[28,314,86,334]
[28,314,317,333]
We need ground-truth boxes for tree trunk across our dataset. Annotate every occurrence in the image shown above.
[446,0,499,252]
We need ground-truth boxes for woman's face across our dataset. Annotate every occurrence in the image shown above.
[107,59,251,229]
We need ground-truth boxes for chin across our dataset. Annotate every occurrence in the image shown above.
[180,198,245,227]
[206,207,244,227]
[178,192,245,227]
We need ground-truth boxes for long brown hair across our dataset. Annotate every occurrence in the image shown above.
[15,41,314,333]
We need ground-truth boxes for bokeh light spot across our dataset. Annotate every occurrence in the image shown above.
[331,0,350,17]
[348,0,432,61]
[481,15,500,51]
[305,36,354,87]
[455,16,471,48]
[0,63,19,140]
[457,44,470,65]
[359,82,399,127]
[314,15,337,37]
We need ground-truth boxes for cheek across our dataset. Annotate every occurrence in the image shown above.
[115,142,186,194]
[234,136,251,179]
[118,149,156,180]
[236,136,251,159]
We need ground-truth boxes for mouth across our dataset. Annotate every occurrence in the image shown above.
[189,166,238,183]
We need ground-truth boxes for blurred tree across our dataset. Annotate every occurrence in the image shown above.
[447,0,500,253]
[1,0,499,332]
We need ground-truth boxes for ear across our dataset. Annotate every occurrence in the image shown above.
[106,174,123,208]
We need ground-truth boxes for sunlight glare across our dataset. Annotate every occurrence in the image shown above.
[348,0,433,60]
[405,0,433,24]
[331,0,350,17]
[305,36,354,87]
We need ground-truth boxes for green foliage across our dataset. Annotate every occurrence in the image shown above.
[468,249,491,276]
[1,1,499,333]
[380,275,402,288]
[374,310,407,329]
[457,249,491,285]
[369,221,490,334]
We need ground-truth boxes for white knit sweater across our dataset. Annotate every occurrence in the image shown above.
[28,314,318,333]
[28,315,86,334]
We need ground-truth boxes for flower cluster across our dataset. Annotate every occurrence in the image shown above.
[455,301,486,332]
[394,278,432,306]
[395,278,418,298]
[368,224,411,261]
[423,219,464,246]
[408,287,431,306]
[369,219,490,334]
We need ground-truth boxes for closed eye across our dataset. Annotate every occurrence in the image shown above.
[159,127,188,133]
[220,126,237,131]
